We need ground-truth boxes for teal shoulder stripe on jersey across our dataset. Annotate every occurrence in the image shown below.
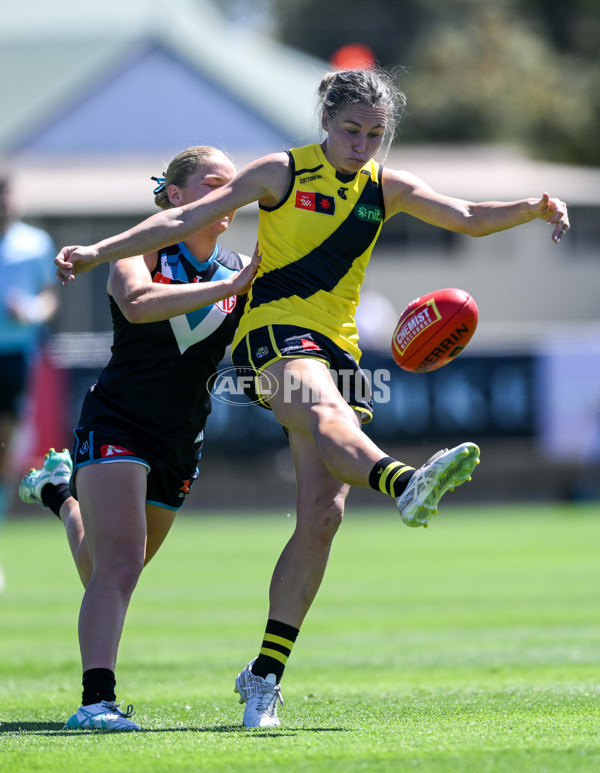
[185,261,236,329]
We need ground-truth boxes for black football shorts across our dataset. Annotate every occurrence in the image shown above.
[231,324,373,423]
[70,426,202,511]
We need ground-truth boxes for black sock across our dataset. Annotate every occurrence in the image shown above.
[251,619,299,684]
[81,668,116,706]
[41,482,71,519]
[369,456,415,498]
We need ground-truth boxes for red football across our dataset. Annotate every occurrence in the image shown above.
[391,288,478,373]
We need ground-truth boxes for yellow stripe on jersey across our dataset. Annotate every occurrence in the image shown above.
[232,143,385,362]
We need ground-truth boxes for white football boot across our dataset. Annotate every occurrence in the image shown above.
[19,448,72,507]
[64,700,140,731]
[397,442,480,527]
[234,659,283,728]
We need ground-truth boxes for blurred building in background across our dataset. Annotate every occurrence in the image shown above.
[2,0,599,507]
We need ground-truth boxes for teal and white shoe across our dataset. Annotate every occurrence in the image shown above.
[64,700,140,732]
[18,448,73,507]
[396,442,480,528]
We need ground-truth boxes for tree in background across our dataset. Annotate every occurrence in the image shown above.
[218,0,599,166]
[398,1,599,166]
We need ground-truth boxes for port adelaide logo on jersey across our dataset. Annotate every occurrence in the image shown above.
[295,190,335,215]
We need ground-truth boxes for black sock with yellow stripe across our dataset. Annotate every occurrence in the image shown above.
[369,456,415,498]
[251,619,299,684]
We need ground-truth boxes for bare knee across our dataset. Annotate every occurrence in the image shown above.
[296,488,346,546]
[320,492,345,532]
[91,549,145,597]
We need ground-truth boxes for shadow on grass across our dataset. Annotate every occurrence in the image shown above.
[0,722,349,736]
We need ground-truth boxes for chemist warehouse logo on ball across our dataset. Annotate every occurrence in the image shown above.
[208,366,392,407]
[394,299,442,355]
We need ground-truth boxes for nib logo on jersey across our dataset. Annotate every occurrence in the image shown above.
[354,203,383,223]
[100,444,136,458]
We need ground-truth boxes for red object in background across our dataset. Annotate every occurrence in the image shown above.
[330,43,375,70]
[17,349,70,471]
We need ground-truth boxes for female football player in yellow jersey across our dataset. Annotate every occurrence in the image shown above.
[55,67,570,728]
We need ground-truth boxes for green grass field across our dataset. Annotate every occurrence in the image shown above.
[1,503,599,772]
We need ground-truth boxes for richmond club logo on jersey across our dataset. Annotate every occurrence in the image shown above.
[295,190,335,215]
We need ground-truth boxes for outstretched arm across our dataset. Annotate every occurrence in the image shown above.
[110,249,261,324]
[55,153,289,284]
[383,169,570,244]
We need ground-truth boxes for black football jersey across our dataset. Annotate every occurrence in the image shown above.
[77,243,245,461]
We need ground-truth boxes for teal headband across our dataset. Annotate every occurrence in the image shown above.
[151,176,166,195]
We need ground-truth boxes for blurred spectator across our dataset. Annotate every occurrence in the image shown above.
[355,287,398,352]
[0,174,57,591]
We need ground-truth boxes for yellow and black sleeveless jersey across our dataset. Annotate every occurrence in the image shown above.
[231,143,385,361]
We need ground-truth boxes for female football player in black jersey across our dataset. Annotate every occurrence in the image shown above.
[54,67,570,729]
[20,146,260,731]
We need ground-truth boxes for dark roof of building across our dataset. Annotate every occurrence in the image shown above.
[0,0,326,160]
